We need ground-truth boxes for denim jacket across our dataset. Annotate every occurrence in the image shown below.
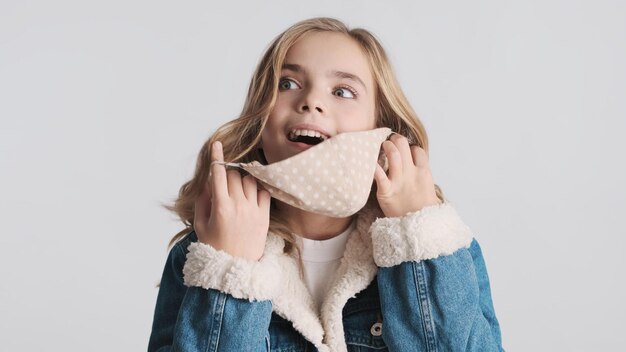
[148,201,505,351]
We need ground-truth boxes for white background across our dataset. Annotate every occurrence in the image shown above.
[1,0,624,350]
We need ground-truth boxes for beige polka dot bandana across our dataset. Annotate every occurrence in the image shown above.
[213,127,396,217]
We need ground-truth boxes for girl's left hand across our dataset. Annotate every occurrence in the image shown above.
[373,134,442,218]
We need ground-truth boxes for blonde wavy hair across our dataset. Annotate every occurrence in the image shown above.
[162,17,446,257]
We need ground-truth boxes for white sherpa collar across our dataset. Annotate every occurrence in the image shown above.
[268,202,383,352]
[183,201,474,352]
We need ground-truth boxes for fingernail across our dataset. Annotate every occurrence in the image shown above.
[214,141,221,149]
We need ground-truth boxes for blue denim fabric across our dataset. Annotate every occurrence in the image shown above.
[148,231,504,351]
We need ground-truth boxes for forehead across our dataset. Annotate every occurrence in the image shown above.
[283,32,373,88]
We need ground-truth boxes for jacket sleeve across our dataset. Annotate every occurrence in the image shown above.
[147,232,279,352]
[370,202,505,352]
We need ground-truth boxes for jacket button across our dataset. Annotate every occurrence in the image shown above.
[370,322,382,336]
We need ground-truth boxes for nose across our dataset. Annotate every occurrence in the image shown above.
[298,87,325,114]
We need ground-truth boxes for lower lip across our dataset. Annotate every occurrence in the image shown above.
[288,140,316,150]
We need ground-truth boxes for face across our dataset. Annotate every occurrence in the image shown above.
[260,31,377,164]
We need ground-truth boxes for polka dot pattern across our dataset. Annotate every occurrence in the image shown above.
[238,127,394,217]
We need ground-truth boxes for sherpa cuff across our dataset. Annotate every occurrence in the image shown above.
[369,201,474,267]
[182,241,281,301]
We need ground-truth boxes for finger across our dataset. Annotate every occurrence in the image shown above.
[389,134,414,169]
[411,145,429,168]
[210,141,228,202]
[373,163,391,194]
[193,182,209,230]
[257,185,271,211]
[241,174,258,203]
[382,140,402,181]
[227,169,244,199]
[203,168,213,202]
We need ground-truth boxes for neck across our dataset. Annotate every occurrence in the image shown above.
[276,200,355,241]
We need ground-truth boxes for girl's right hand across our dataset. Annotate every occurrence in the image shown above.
[193,141,272,261]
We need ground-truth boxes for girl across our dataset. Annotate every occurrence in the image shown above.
[148,17,504,352]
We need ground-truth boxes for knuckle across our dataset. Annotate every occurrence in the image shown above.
[214,203,232,217]
[234,202,250,214]
[412,145,425,154]
[392,134,408,143]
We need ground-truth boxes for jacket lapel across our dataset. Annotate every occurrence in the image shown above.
[268,203,383,352]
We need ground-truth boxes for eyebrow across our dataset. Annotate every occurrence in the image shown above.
[281,63,368,93]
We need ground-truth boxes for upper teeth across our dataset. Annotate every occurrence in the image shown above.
[289,129,328,140]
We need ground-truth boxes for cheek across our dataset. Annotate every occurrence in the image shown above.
[267,100,290,125]
[336,105,376,130]
[272,93,293,112]
[260,115,286,163]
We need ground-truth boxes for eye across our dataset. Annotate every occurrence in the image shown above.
[333,86,357,99]
[278,77,299,90]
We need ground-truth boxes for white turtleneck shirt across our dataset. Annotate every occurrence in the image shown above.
[293,218,357,312]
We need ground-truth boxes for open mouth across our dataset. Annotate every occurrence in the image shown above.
[287,131,328,146]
